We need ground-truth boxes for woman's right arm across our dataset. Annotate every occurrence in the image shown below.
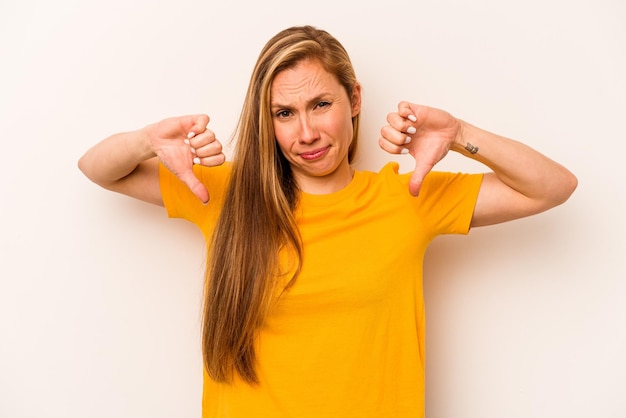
[78,114,225,206]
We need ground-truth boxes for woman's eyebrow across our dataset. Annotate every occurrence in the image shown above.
[271,93,332,111]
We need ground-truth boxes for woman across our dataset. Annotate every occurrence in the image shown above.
[78,25,577,417]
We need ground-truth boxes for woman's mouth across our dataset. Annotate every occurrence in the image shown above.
[299,146,329,161]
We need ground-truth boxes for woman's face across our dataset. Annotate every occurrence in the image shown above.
[270,59,361,194]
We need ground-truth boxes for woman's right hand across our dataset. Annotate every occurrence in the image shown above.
[144,114,226,203]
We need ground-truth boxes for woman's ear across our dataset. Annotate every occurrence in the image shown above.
[351,83,362,117]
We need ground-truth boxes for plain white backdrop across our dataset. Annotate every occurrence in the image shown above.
[1,0,624,417]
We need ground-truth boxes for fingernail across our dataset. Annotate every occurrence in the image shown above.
[187,132,196,139]
[404,136,412,144]
[184,139,190,145]
[408,114,417,122]
[190,147,196,154]
[407,126,417,134]
[401,148,410,155]
[193,157,201,165]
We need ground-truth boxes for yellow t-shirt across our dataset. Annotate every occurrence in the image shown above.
[160,162,483,418]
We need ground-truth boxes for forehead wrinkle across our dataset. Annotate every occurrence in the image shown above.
[270,62,338,110]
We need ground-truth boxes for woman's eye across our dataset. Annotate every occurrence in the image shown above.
[276,110,291,119]
[317,101,330,109]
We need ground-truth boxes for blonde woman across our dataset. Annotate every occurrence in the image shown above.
[78,25,577,418]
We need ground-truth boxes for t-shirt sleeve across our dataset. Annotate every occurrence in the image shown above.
[158,162,231,227]
[416,170,484,237]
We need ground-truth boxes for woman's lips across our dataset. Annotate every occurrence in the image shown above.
[299,146,329,161]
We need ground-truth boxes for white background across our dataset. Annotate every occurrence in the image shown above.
[1,0,624,417]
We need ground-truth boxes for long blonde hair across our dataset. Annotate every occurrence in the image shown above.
[202,25,361,384]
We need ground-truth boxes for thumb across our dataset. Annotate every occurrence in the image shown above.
[408,159,433,197]
[178,169,210,204]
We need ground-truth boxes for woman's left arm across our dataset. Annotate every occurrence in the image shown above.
[379,102,578,227]
[452,121,578,227]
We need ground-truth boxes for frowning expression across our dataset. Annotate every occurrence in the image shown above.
[271,59,361,194]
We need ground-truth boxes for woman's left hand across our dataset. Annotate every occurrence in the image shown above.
[379,101,462,196]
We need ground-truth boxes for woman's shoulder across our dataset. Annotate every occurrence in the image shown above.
[193,161,233,188]
[358,161,481,200]
[370,161,476,184]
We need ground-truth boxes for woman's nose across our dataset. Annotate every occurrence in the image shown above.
[298,115,319,144]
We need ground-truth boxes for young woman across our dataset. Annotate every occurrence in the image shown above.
[78,25,577,418]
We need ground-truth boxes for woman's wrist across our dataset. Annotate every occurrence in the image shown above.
[135,126,158,161]
[450,120,476,154]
